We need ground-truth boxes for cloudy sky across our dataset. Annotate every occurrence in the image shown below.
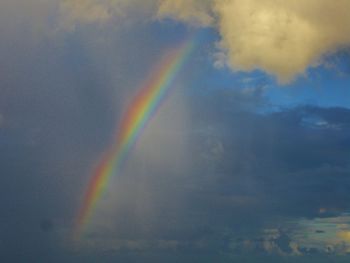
[1,1,350,262]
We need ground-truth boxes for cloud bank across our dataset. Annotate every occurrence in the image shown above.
[60,0,350,82]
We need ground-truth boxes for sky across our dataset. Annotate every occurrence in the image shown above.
[1,1,350,262]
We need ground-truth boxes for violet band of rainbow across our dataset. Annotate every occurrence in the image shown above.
[73,36,197,239]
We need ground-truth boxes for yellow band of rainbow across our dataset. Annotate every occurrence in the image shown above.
[73,36,197,239]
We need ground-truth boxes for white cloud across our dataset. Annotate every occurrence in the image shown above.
[213,0,350,83]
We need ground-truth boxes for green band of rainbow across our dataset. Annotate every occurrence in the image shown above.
[73,36,197,239]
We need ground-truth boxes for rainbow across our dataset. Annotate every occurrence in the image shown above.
[73,37,197,239]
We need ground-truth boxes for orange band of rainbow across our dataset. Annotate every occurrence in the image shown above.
[73,36,197,239]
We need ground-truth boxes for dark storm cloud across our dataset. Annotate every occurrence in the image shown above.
[0,14,200,260]
[0,8,142,261]
[1,29,350,259]
[187,97,350,225]
[1,2,350,260]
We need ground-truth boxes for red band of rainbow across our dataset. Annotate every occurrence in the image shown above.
[73,36,197,239]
